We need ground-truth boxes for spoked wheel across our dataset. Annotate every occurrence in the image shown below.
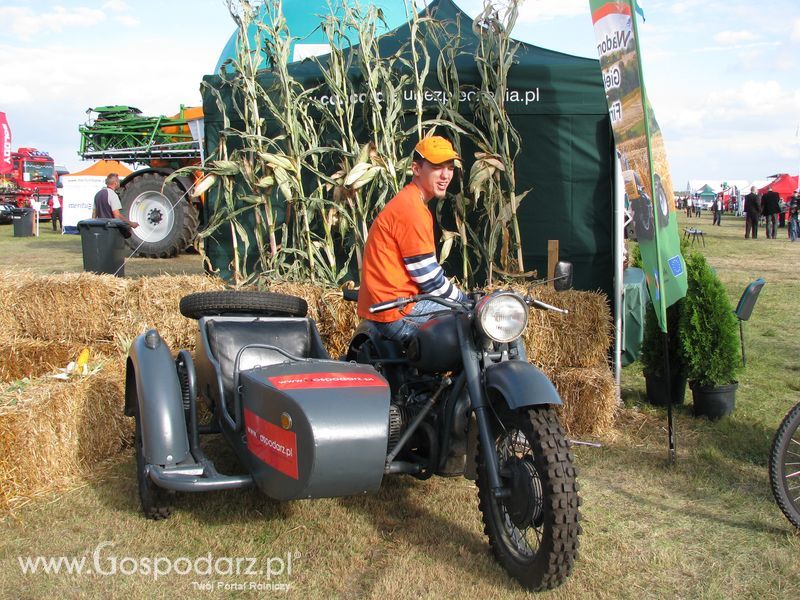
[477,406,581,591]
[134,407,174,520]
[769,402,800,530]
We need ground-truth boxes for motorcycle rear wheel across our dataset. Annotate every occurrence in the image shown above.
[769,402,800,530]
[477,405,581,591]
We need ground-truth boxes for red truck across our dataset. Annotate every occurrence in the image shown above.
[0,147,59,221]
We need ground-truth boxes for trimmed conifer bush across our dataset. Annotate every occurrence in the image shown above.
[678,252,741,388]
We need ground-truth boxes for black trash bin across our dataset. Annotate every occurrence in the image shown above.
[11,207,35,237]
[77,218,130,276]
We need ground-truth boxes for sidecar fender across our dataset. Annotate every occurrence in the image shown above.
[125,330,190,467]
[484,360,562,409]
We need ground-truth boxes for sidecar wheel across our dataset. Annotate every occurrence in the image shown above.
[476,406,581,591]
[179,291,308,319]
[134,408,175,520]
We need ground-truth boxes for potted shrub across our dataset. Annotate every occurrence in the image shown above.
[640,299,687,405]
[679,252,742,419]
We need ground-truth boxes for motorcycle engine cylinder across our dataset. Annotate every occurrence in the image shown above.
[388,402,405,450]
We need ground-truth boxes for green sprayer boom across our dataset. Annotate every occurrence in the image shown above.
[78,105,201,164]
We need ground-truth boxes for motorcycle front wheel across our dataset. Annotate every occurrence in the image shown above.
[477,405,581,591]
[769,402,800,530]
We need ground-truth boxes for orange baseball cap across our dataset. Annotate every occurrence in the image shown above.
[414,136,461,166]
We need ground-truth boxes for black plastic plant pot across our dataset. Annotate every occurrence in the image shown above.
[645,372,687,406]
[690,382,738,420]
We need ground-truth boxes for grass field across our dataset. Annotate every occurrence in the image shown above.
[1,212,799,599]
[0,223,204,277]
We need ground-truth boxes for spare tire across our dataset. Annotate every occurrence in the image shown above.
[179,291,308,320]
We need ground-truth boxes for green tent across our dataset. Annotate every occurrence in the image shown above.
[201,0,614,295]
[698,184,716,206]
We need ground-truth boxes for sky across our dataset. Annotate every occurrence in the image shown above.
[1,0,798,189]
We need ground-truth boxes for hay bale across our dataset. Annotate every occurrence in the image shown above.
[0,270,25,342]
[524,287,612,369]
[8,272,127,345]
[541,365,618,437]
[0,368,130,512]
[315,289,359,359]
[120,274,225,351]
[0,339,118,383]
[259,281,358,358]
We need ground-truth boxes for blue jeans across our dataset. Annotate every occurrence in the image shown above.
[373,300,444,343]
[790,217,799,242]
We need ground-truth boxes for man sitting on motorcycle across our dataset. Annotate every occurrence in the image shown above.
[357,136,468,341]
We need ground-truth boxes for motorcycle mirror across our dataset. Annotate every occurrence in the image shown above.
[553,261,573,292]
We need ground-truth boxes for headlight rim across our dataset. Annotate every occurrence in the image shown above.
[475,291,529,343]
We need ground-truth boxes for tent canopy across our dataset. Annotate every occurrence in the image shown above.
[202,0,613,295]
[214,0,411,72]
[759,174,799,199]
[68,160,132,178]
[697,184,716,199]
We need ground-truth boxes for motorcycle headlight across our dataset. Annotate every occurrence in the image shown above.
[475,292,529,343]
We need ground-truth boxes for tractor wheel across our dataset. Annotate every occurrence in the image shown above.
[120,172,199,258]
[179,291,308,320]
[654,174,671,228]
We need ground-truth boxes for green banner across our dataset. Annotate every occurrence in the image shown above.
[590,0,687,332]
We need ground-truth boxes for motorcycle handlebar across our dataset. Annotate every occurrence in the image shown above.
[369,297,414,314]
[528,298,569,315]
[368,294,470,314]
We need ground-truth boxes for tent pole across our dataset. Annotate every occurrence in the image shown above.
[613,152,624,400]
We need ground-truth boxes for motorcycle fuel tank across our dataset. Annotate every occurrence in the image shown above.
[239,361,390,500]
[406,313,461,372]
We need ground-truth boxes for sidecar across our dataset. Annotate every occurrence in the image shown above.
[125,291,391,517]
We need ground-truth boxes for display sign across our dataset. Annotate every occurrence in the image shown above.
[61,175,102,229]
[0,112,11,175]
[590,0,687,331]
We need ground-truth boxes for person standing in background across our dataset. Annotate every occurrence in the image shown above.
[50,194,62,231]
[92,173,139,229]
[789,190,800,242]
[761,186,781,239]
[744,186,761,239]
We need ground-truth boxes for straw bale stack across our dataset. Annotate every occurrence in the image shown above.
[0,368,129,512]
[0,339,113,383]
[0,271,23,343]
[523,286,612,369]
[4,271,127,346]
[121,274,225,351]
[541,366,618,437]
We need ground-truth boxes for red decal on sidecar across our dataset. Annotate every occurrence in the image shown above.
[267,372,388,390]
[244,409,299,480]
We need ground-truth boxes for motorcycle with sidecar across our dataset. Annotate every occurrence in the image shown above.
[125,262,581,591]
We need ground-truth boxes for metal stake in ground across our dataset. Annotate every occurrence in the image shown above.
[663,331,676,464]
